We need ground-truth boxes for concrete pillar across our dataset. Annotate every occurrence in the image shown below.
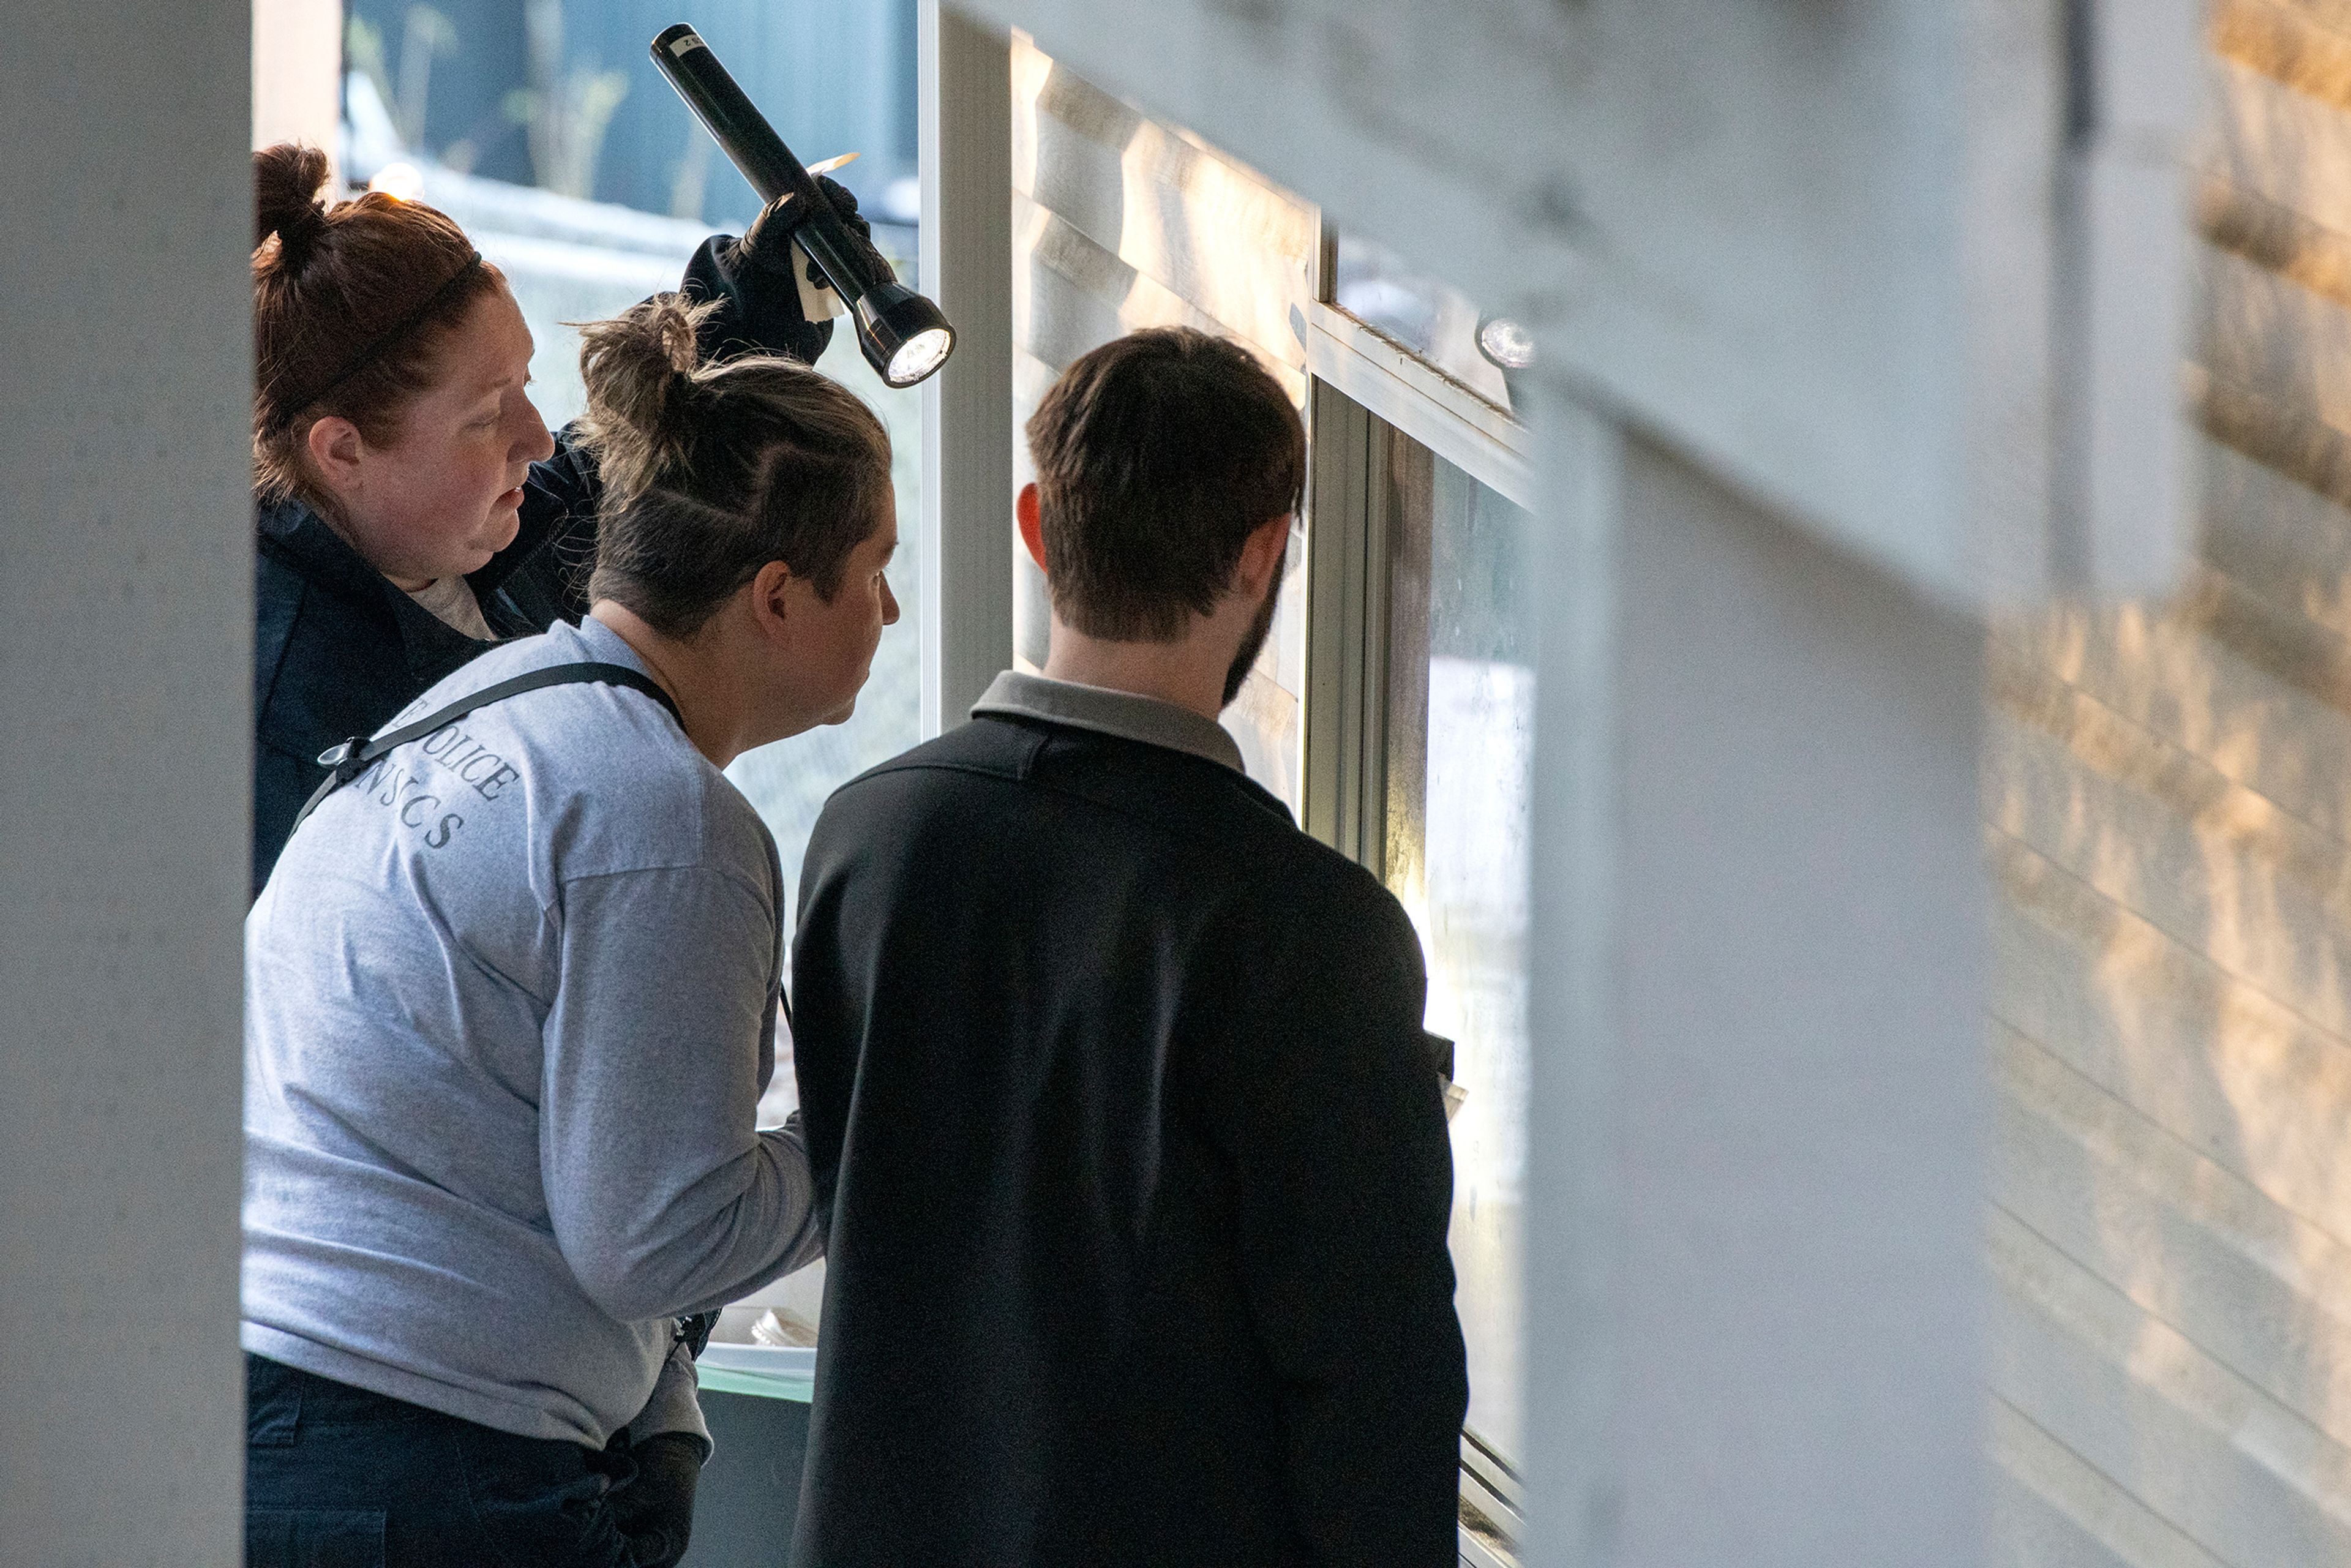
[1523,390,1989,1566]
[918,0,1016,732]
[0,4,253,1563]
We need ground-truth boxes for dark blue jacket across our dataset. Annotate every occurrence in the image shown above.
[250,452,599,897]
[250,231,830,896]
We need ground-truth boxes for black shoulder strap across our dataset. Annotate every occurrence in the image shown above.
[290,661,681,837]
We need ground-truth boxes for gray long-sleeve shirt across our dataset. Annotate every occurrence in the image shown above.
[242,615,823,1452]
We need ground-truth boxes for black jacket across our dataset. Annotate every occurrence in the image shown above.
[250,458,598,896]
[249,231,828,897]
[789,713,1469,1567]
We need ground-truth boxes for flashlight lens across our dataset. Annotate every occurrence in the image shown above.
[886,328,954,388]
[1475,315,1535,371]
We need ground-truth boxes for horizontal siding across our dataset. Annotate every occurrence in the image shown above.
[1991,1210,2351,1564]
[1990,667,2351,1033]
[1991,837,2351,1249]
[1005,37,1314,798]
[1998,566,2351,851]
[2202,244,2351,446]
[2205,51,2351,265]
[1992,4,2351,1559]
[1991,1398,2231,1568]
[1993,1024,2351,1444]
[2201,434,2351,646]
[1009,34,1313,390]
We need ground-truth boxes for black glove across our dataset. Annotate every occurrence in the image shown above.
[607,1431,703,1568]
[741,173,899,296]
[681,177,900,367]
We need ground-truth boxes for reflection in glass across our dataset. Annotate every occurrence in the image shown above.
[343,0,920,231]
[1381,440,1534,1466]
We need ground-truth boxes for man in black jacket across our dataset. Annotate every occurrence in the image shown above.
[790,327,1468,1567]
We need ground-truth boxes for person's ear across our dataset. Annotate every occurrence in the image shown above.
[304,415,367,498]
[747,559,799,640]
[1016,483,1048,575]
[1235,513,1292,595]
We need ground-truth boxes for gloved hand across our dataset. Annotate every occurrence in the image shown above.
[741,173,899,297]
[686,175,898,367]
[608,1431,703,1568]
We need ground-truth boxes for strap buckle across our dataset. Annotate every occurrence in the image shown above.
[315,738,371,782]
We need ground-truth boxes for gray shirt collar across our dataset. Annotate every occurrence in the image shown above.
[971,670,1245,773]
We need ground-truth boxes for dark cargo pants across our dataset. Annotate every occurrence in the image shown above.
[245,1353,639,1567]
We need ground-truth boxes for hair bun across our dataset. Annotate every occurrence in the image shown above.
[254,143,334,266]
[577,295,722,502]
[663,302,703,377]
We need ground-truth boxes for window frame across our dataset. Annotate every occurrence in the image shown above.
[1306,223,1534,509]
[1299,218,1534,1568]
[1302,218,1536,861]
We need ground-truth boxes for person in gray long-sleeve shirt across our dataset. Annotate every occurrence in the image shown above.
[242,612,819,1444]
[241,293,902,1568]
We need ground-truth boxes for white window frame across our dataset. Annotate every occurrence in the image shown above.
[1298,219,1533,1568]
[1301,218,1537,861]
[917,0,1018,735]
[1300,299,1534,512]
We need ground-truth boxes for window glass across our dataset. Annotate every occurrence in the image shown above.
[341,0,922,428]
[719,336,921,1348]
[339,0,925,1348]
[1382,438,1535,1465]
[342,1,918,232]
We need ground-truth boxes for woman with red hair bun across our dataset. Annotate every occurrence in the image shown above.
[248,141,887,896]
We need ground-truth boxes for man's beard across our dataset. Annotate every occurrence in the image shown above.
[1220,555,1285,710]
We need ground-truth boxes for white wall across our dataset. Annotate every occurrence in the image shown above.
[959,0,2199,608]
[1523,399,1989,1568]
[0,4,253,1562]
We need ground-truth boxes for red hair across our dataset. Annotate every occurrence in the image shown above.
[250,143,503,512]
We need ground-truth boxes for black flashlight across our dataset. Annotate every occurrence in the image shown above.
[651,22,956,388]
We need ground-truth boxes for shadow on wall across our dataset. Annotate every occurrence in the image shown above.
[1981,26,2351,1542]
